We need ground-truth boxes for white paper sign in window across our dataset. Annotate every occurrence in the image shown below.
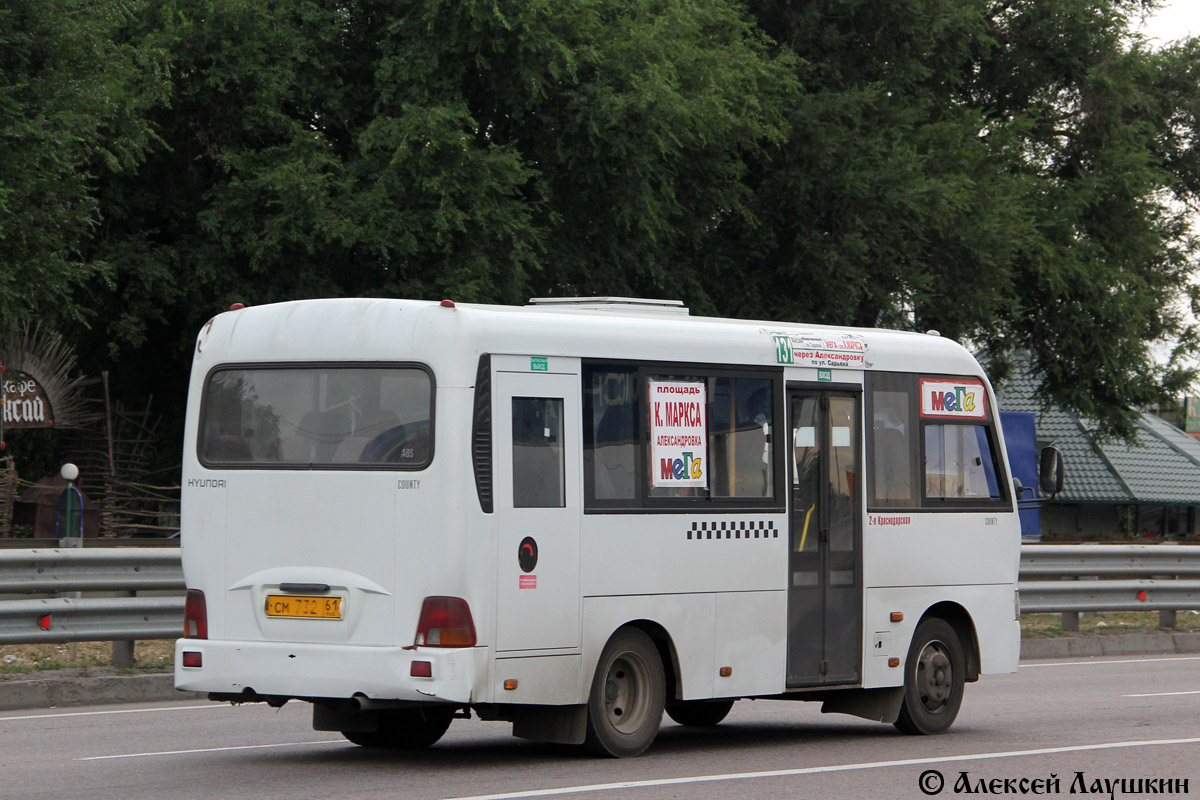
[648,379,708,488]
[919,378,987,420]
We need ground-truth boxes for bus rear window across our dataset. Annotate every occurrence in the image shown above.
[199,365,433,468]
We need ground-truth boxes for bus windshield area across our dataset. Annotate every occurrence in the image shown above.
[199,365,433,468]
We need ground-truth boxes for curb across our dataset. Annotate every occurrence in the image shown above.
[1020,631,1200,660]
[0,671,200,712]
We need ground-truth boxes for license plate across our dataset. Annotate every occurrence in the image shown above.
[265,594,343,619]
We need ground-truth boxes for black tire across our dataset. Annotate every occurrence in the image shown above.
[665,699,734,727]
[342,707,454,749]
[584,628,666,757]
[894,617,965,735]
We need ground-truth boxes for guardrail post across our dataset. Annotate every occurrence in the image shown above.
[1060,575,1079,631]
[1150,573,1178,630]
[112,589,135,668]
[112,640,135,668]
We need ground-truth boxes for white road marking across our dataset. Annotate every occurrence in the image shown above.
[0,704,222,722]
[76,739,345,761]
[1020,655,1200,668]
[1123,689,1200,697]
[443,737,1200,800]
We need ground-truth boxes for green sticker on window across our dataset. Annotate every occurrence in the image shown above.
[817,368,832,382]
[531,357,549,372]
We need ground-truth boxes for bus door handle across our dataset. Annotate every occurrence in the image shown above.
[818,527,829,544]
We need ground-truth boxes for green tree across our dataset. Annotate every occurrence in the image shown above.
[10,0,1198,455]
[0,0,165,326]
[695,0,1200,438]
[73,0,794,451]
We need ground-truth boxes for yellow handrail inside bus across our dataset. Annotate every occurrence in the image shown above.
[799,503,815,551]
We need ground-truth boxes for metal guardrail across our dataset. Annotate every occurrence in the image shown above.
[0,543,1196,649]
[1019,544,1200,616]
[0,548,185,594]
[0,596,184,644]
[0,547,184,650]
[1020,544,1200,579]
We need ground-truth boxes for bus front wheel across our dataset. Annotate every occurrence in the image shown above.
[342,707,454,749]
[894,617,965,735]
[584,628,666,757]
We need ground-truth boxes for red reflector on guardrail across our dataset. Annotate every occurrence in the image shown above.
[37,615,51,630]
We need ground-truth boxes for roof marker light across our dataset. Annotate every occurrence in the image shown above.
[440,299,455,308]
[229,303,245,310]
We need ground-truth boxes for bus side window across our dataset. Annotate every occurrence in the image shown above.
[868,385,918,508]
[924,424,1002,500]
[512,397,565,508]
[710,377,774,499]
[587,369,637,500]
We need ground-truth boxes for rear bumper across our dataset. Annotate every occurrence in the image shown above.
[174,639,480,704]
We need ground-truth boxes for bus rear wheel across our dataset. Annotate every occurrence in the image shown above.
[666,699,734,727]
[584,628,665,757]
[342,707,454,749]
[894,617,965,735]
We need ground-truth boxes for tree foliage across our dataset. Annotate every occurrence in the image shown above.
[0,0,1198,456]
[64,0,792,447]
[0,0,165,325]
[692,0,1200,438]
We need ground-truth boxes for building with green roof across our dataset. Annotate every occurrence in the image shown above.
[994,359,1200,540]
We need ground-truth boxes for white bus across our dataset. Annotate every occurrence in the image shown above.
[176,296,1058,757]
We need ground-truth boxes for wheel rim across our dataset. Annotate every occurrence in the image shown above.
[914,639,954,714]
[603,651,653,734]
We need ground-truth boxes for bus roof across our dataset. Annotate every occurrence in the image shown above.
[192,297,986,385]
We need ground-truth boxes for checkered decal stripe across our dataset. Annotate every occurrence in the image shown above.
[686,520,778,540]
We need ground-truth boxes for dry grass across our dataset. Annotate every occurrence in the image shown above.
[0,639,174,674]
[1021,610,1200,638]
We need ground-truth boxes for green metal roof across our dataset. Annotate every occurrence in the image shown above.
[994,361,1200,506]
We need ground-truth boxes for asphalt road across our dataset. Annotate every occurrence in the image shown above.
[2,654,1198,800]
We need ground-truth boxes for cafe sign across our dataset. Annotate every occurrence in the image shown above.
[2,370,54,428]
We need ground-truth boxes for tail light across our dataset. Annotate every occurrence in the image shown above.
[184,589,208,639]
[415,596,476,647]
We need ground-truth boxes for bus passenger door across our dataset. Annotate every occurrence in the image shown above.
[787,387,862,687]
[494,368,582,652]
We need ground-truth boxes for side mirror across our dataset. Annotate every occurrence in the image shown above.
[1039,446,1064,496]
